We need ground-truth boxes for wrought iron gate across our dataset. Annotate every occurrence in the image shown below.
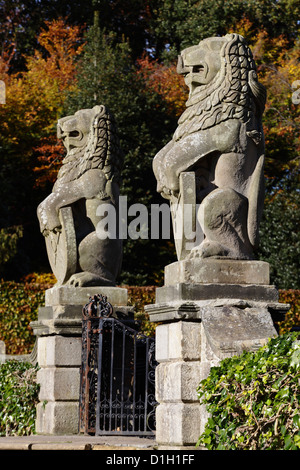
[79,294,157,436]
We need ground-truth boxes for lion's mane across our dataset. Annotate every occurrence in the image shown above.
[173,33,266,142]
[56,105,124,186]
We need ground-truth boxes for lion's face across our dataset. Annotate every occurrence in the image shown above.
[177,37,226,95]
[57,106,102,153]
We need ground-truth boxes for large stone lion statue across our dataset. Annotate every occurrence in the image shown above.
[153,33,267,260]
[37,105,123,287]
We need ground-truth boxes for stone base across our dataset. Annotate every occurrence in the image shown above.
[147,259,289,449]
[36,402,79,435]
[146,282,287,324]
[44,285,128,307]
[164,259,270,286]
[32,285,131,435]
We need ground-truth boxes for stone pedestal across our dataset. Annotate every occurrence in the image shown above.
[145,259,289,450]
[31,285,130,435]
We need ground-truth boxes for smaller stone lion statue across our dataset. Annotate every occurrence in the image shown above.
[153,33,267,260]
[37,105,123,287]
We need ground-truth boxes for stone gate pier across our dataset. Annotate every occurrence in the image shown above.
[33,104,126,435]
[31,285,129,435]
[148,32,291,449]
[145,259,288,449]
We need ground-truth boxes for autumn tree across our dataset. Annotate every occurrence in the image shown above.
[148,0,299,61]
[0,18,83,277]
[0,0,92,73]
[137,54,187,118]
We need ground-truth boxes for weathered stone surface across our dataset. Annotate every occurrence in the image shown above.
[148,263,288,448]
[155,282,279,304]
[155,403,201,446]
[37,105,124,287]
[36,402,79,435]
[155,322,201,362]
[37,367,80,401]
[45,285,128,307]
[155,361,201,402]
[164,259,270,286]
[201,305,277,359]
[0,341,5,364]
[32,285,132,435]
[153,34,267,261]
[37,336,81,368]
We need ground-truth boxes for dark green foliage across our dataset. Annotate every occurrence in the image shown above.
[257,174,300,289]
[197,332,300,450]
[0,361,39,436]
[150,0,299,61]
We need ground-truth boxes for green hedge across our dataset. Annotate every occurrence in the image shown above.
[0,360,39,436]
[0,280,50,355]
[0,277,158,355]
[197,332,300,450]
[0,276,298,355]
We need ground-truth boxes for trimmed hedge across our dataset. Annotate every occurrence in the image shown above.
[0,280,51,355]
[0,274,298,355]
[278,290,300,333]
[0,275,158,354]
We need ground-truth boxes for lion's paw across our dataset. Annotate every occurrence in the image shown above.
[67,272,115,287]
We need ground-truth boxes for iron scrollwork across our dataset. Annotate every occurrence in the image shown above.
[79,294,158,436]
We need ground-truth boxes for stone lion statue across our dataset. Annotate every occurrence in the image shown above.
[37,105,123,287]
[153,33,267,260]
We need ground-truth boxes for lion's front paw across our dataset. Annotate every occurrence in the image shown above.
[37,202,61,235]
[67,272,115,287]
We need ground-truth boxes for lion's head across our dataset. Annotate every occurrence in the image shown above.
[56,105,123,185]
[173,33,266,141]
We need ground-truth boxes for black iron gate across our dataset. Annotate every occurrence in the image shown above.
[79,294,157,436]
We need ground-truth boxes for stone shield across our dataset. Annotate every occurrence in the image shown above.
[45,207,77,285]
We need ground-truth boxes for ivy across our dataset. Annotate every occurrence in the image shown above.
[197,332,300,450]
[0,361,39,436]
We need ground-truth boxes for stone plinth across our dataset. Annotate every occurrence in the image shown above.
[164,259,270,286]
[31,285,131,435]
[145,259,289,450]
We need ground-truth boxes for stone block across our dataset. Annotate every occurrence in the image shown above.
[201,305,278,359]
[0,341,5,364]
[37,336,82,367]
[155,321,201,362]
[0,340,5,355]
[36,401,79,435]
[37,367,80,401]
[155,361,201,402]
[155,403,201,446]
[164,259,270,286]
[45,285,128,307]
[155,282,279,304]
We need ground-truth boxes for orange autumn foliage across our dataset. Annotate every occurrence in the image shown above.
[229,18,300,175]
[0,18,85,188]
[33,136,65,189]
[1,18,83,138]
[23,18,84,117]
[137,54,188,117]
